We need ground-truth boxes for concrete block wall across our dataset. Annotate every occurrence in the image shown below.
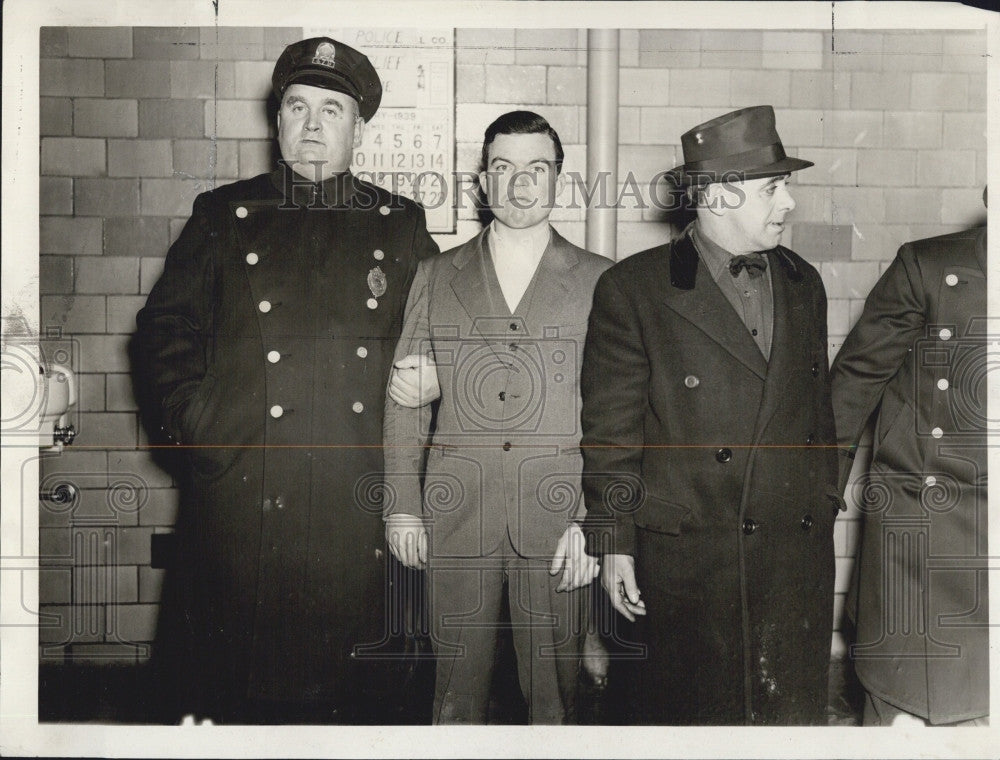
[38,26,987,664]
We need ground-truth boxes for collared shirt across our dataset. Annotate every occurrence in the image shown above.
[489,220,551,312]
[691,222,774,359]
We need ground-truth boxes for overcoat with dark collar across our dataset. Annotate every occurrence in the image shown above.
[831,227,988,724]
[581,226,840,725]
[383,226,612,558]
[134,170,438,717]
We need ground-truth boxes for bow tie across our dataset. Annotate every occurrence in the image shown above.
[728,254,767,278]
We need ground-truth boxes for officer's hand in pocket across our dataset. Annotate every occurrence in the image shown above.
[385,513,428,569]
[388,354,440,407]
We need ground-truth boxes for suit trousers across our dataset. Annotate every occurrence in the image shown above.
[428,533,583,724]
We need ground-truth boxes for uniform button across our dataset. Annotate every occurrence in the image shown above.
[356,346,368,359]
[267,350,281,364]
[373,249,385,261]
[801,514,813,530]
[925,475,937,487]
[502,441,512,451]
[379,205,390,216]
[246,252,259,265]
[806,433,814,444]
[367,298,378,310]
[236,206,248,219]
[742,519,757,535]
[811,362,820,377]
[931,427,943,439]
[352,401,365,414]
[498,391,506,401]
[270,405,283,418]
[258,300,272,313]
[275,495,285,510]
[937,378,949,390]
[684,375,699,388]
[939,328,952,341]
[945,274,959,286]
[715,448,732,463]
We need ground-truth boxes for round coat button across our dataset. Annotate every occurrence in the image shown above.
[925,475,937,487]
[684,375,700,388]
[270,405,283,418]
[945,274,958,286]
[806,434,814,445]
[939,328,952,341]
[356,346,368,358]
[509,322,519,331]
[931,427,944,439]
[502,441,512,451]
[937,378,949,390]
[246,252,259,265]
[379,206,390,216]
[367,298,378,310]
[267,350,281,363]
[258,300,272,313]
[373,249,385,260]
[742,519,757,535]
[236,206,248,218]
[352,402,364,414]
[801,514,813,530]
[498,391,506,401]
[715,448,732,463]
[811,363,820,377]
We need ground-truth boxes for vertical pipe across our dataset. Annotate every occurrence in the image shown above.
[585,29,620,260]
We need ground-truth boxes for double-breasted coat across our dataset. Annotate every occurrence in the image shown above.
[580,226,841,725]
[831,227,988,724]
[134,169,438,717]
[383,226,612,557]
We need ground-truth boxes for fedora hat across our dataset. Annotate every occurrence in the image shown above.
[668,105,812,186]
[272,37,382,122]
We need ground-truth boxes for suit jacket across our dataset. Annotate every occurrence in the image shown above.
[383,226,612,558]
[580,225,840,724]
[134,170,438,711]
[831,226,988,723]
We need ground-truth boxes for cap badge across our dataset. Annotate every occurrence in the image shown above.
[312,41,337,68]
[367,266,387,298]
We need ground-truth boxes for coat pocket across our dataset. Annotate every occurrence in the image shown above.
[634,492,692,536]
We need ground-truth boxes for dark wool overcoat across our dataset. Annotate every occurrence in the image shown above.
[134,169,438,717]
[831,227,988,724]
[581,226,841,725]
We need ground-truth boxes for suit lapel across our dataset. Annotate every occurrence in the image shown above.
[750,249,806,443]
[520,228,579,334]
[662,232,768,380]
[449,228,497,331]
[974,227,986,276]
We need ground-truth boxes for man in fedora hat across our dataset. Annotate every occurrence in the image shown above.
[135,37,439,723]
[580,105,842,724]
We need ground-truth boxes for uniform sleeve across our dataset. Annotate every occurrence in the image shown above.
[580,270,649,556]
[830,245,926,491]
[133,192,218,443]
[382,259,434,518]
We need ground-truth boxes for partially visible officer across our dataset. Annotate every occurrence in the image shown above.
[831,191,988,726]
[580,106,842,725]
[134,37,439,724]
[383,111,608,723]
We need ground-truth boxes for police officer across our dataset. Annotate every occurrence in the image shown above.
[134,37,439,724]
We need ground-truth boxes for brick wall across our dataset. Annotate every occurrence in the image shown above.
[38,26,987,664]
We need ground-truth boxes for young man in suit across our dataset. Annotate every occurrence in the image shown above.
[831,207,988,726]
[581,106,842,725]
[383,111,609,723]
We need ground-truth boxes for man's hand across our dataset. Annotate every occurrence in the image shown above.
[388,354,440,408]
[385,513,428,569]
[600,553,646,621]
[549,523,600,592]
